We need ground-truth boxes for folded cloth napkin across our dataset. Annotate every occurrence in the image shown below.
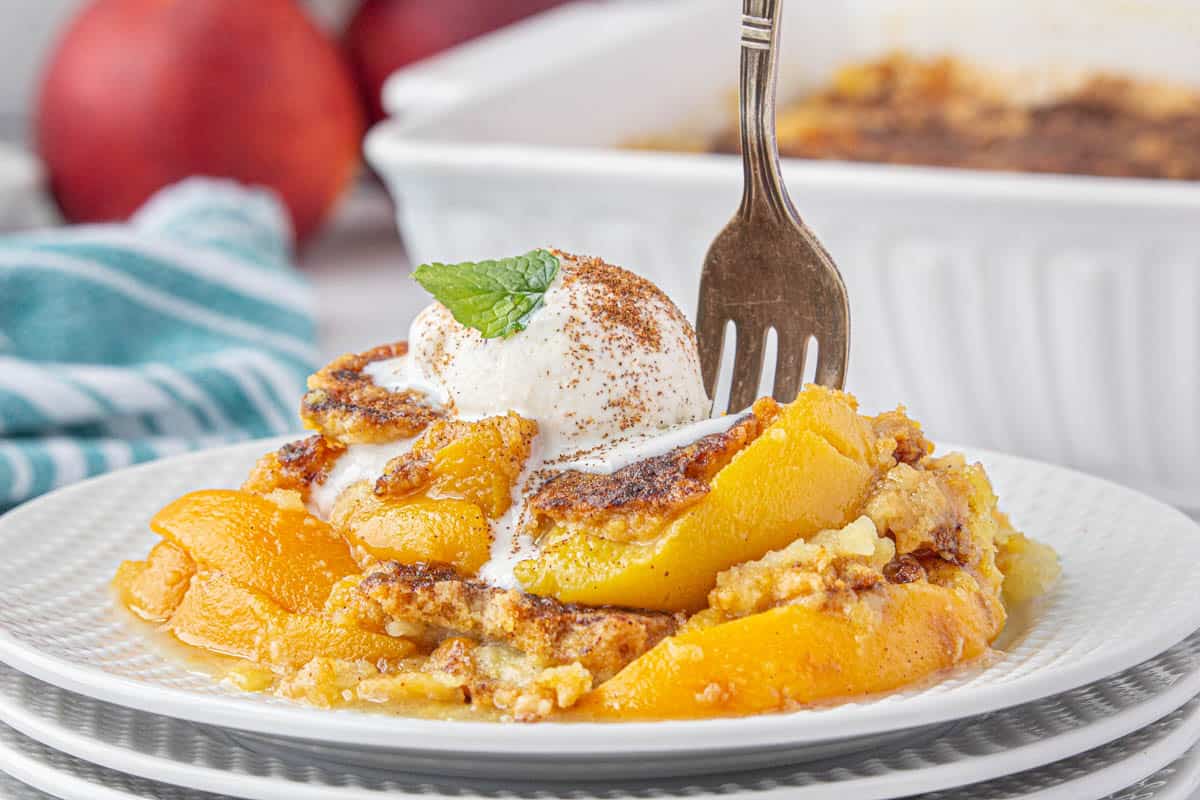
[0,178,318,511]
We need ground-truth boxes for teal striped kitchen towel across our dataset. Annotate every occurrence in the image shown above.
[0,178,319,511]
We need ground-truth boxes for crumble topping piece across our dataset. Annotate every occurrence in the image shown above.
[301,342,442,444]
[864,455,977,566]
[357,561,684,681]
[273,641,594,722]
[424,637,593,721]
[705,516,896,620]
[243,434,346,499]
[870,408,933,467]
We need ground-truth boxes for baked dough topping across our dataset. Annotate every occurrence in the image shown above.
[301,342,442,444]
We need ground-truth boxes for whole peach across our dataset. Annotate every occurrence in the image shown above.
[37,0,365,242]
[344,0,566,124]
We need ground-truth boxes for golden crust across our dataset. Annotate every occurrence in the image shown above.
[301,343,442,444]
[357,562,684,681]
[528,397,781,542]
[242,435,346,499]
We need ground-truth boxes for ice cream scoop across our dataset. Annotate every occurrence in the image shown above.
[375,251,711,458]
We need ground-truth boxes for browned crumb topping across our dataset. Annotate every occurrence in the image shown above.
[882,554,927,585]
[300,342,442,445]
[703,517,897,620]
[530,398,780,535]
[871,408,933,467]
[702,442,1019,627]
[357,561,684,681]
[705,53,1200,181]
[242,435,346,499]
[864,458,975,567]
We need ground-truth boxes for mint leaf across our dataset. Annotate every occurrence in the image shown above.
[412,250,561,339]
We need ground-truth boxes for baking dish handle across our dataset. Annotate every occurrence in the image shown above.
[379,1,686,121]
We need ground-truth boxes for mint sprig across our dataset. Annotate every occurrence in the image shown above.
[412,250,560,339]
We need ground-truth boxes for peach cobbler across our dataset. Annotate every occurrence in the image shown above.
[114,249,1059,721]
[639,53,1200,181]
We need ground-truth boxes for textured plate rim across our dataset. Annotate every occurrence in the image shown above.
[1,641,1200,799]
[0,438,1199,755]
[1,701,1199,800]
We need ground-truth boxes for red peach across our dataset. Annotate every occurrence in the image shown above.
[37,0,365,242]
[344,0,566,124]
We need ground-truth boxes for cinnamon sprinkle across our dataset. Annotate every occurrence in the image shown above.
[553,251,697,437]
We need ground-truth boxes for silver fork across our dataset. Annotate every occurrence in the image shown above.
[696,0,850,414]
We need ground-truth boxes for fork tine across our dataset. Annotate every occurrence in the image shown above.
[813,335,849,390]
[695,307,729,404]
[727,325,765,414]
[772,327,809,402]
[697,0,852,410]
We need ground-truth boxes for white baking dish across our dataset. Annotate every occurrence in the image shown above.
[366,0,1200,511]
[0,143,53,231]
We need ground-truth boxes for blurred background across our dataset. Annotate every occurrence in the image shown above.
[0,0,572,360]
[0,0,1197,515]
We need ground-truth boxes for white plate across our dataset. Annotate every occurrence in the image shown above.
[0,439,1198,778]
[1,699,1200,800]
[0,633,1199,798]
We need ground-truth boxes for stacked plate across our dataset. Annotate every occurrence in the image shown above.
[1,438,1200,799]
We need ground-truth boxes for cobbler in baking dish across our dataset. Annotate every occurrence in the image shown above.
[114,249,1059,721]
[641,53,1200,181]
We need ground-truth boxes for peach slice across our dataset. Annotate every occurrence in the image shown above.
[579,580,998,719]
[150,489,358,614]
[332,483,491,574]
[113,541,195,622]
[516,387,882,611]
[168,572,413,667]
[424,413,537,518]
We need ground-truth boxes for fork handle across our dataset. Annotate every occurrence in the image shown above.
[738,0,795,222]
